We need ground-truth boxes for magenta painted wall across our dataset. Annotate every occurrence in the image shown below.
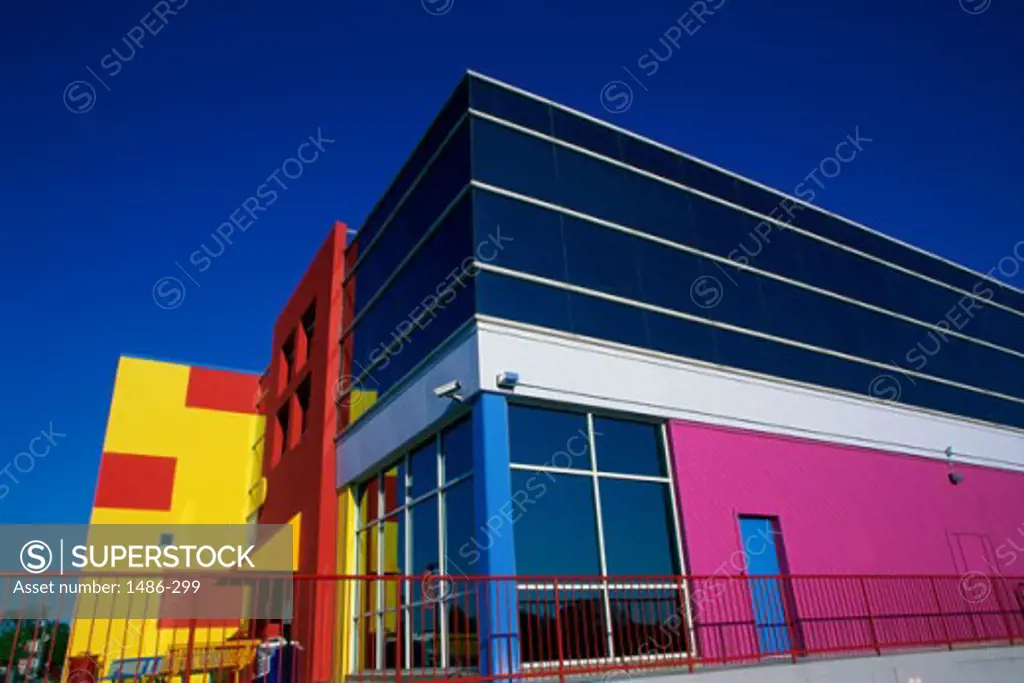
[669,420,1024,656]
[669,420,1024,577]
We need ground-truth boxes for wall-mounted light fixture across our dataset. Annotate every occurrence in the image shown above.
[495,371,519,391]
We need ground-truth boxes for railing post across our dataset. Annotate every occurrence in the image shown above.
[553,578,565,683]
[929,577,953,650]
[858,577,881,655]
[676,575,694,675]
[395,576,403,683]
[183,618,196,683]
[780,574,799,664]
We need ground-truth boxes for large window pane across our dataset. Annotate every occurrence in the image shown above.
[347,193,475,411]
[384,461,405,515]
[518,587,609,664]
[355,615,379,671]
[360,477,380,525]
[551,108,624,162]
[509,405,591,470]
[442,417,474,483]
[599,479,679,576]
[410,438,439,499]
[553,145,632,229]
[443,479,476,575]
[472,189,568,282]
[562,215,643,300]
[569,293,649,349]
[476,271,572,333]
[469,77,552,134]
[608,586,688,657]
[472,118,557,203]
[510,470,601,576]
[410,497,440,595]
[353,123,471,317]
[358,527,380,615]
[381,513,405,575]
[593,418,666,477]
[353,77,467,255]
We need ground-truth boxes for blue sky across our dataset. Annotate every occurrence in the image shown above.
[0,0,1021,523]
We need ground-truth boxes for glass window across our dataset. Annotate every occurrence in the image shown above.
[552,145,632,229]
[346,194,476,413]
[685,193,748,257]
[519,587,609,664]
[384,462,405,515]
[551,108,624,162]
[569,293,649,349]
[619,134,686,184]
[469,77,552,135]
[442,478,476,574]
[729,214,807,280]
[509,405,591,469]
[593,418,666,477]
[616,165,695,246]
[635,239,703,314]
[354,77,467,253]
[381,512,405,575]
[732,178,789,218]
[410,497,440,601]
[599,480,679,576]
[471,189,568,282]
[353,123,471,317]
[360,477,380,525]
[410,439,439,499]
[472,118,558,204]
[678,157,739,205]
[476,271,572,334]
[357,525,378,577]
[442,417,473,483]
[562,215,643,300]
[510,470,601,576]
[645,306,718,364]
[698,258,770,333]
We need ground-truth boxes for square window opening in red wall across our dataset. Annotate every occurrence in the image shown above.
[301,300,316,360]
[276,403,290,457]
[296,374,311,437]
[282,333,296,385]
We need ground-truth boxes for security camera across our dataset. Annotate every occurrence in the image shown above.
[948,471,964,486]
[495,371,519,391]
[433,380,463,402]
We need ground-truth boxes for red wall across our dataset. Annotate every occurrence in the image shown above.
[259,222,346,682]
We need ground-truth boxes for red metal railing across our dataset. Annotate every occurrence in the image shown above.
[2,573,1023,682]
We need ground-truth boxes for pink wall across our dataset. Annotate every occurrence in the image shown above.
[669,420,1024,577]
[669,420,1024,656]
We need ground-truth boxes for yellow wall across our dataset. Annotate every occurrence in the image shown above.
[71,356,263,673]
[334,487,357,679]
